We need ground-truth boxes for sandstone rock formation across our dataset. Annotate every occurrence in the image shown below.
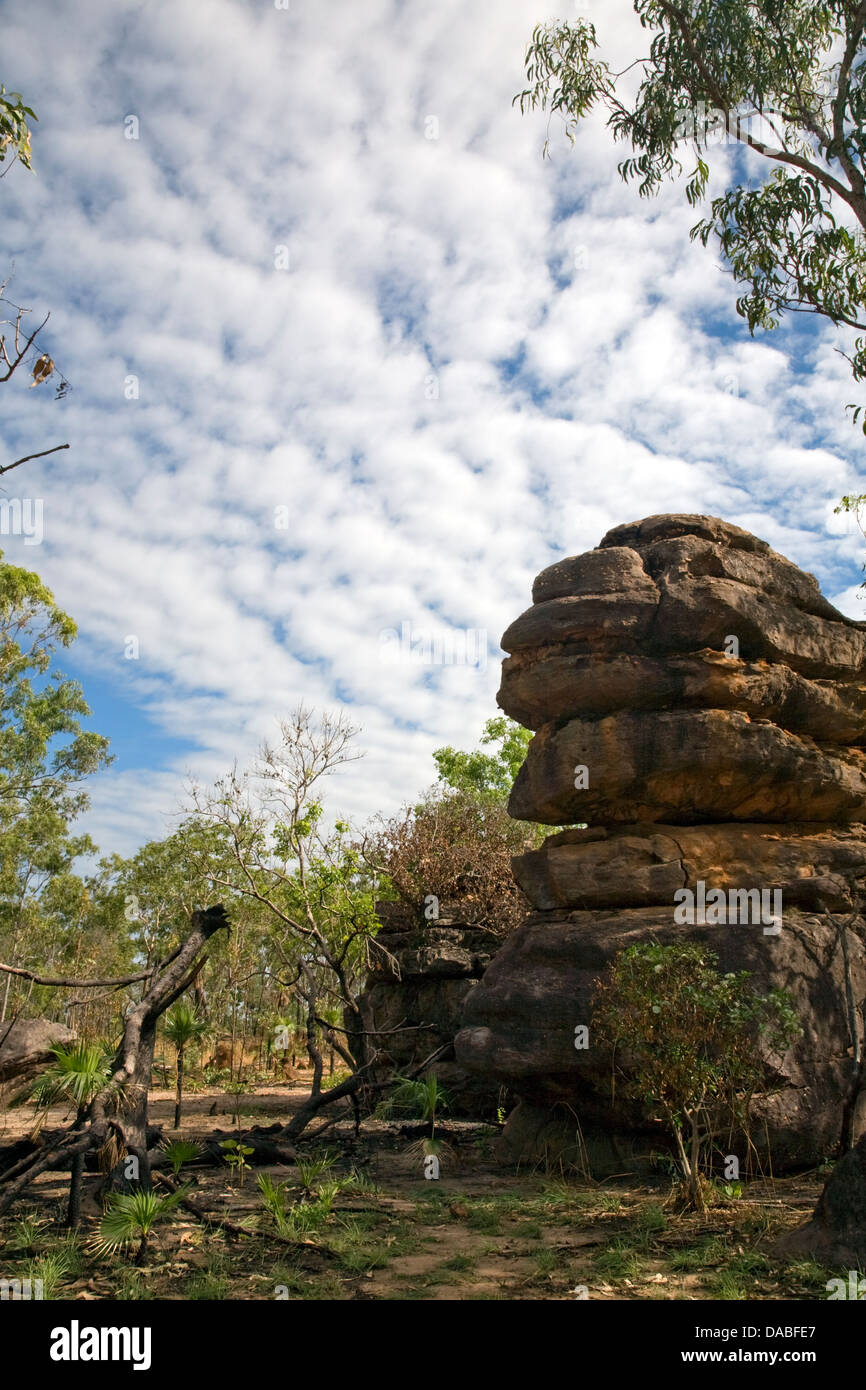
[357,900,508,1116]
[456,514,866,1171]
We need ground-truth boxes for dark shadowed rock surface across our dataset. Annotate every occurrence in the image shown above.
[776,1132,866,1265]
[356,900,509,1116]
[455,514,866,1173]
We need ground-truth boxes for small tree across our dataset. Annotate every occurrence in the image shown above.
[163,1000,209,1131]
[364,785,536,936]
[188,706,381,1139]
[592,942,799,1211]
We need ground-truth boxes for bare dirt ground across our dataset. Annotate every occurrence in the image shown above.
[0,1081,836,1302]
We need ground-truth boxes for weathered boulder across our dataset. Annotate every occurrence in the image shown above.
[455,513,866,1169]
[457,903,863,1167]
[500,648,866,739]
[508,709,866,825]
[504,524,866,681]
[512,823,866,913]
[777,1131,866,1265]
[0,1017,77,1084]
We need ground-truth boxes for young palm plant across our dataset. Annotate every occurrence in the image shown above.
[378,1074,453,1167]
[92,1186,188,1267]
[163,1001,209,1131]
[379,1074,448,1131]
[160,1138,203,1179]
[30,1041,112,1229]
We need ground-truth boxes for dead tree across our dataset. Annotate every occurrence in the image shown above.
[0,905,229,1217]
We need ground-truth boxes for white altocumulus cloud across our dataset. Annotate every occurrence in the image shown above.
[0,0,863,855]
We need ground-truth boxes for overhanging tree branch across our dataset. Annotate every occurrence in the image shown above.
[0,442,69,476]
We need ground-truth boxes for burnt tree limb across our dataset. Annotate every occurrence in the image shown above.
[0,906,230,1217]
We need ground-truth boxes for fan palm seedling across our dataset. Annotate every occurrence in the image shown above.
[30,1041,112,1229]
[92,1186,188,1266]
[160,1138,203,1179]
[257,1171,289,1229]
[163,1001,210,1130]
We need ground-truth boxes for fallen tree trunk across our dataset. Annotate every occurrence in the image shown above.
[0,905,229,1218]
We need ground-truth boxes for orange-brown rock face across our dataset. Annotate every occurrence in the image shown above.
[455,514,866,1170]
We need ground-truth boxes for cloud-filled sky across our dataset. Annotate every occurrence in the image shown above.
[1,0,864,856]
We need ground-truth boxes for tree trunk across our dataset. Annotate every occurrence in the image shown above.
[66,1149,83,1229]
[174,1043,185,1131]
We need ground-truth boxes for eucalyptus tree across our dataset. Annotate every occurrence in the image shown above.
[0,83,70,472]
[0,556,111,1019]
[518,2,866,409]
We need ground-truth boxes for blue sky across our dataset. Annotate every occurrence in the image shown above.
[0,0,864,856]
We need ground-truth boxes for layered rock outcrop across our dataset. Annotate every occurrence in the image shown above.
[357,900,507,1116]
[456,515,866,1170]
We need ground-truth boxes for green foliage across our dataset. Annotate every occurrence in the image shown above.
[0,557,112,1017]
[25,1250,73,1299]
[257,1166,355,1239]
[517,4,866,412]
[159,1138,203,1179]
[378,1074,449,1125]
[5,1211,43,1251]
[30,1041,112,1114]
[106,816,234,965]
[592,941,800,1208]
[219,1139,254,1185]
[92,1187,188,1263]
[318,1067,350,1091]
[296,1150,338,1192]
[163,1001,209,1052]
[432,717,531,799]
[835,492,866,574]
[0,86,36,170]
